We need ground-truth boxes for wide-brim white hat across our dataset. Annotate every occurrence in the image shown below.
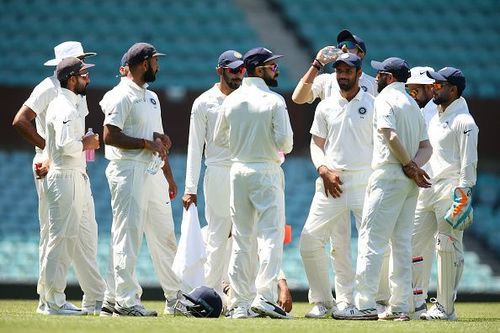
[407,66,435,85]
[44,41,96,66]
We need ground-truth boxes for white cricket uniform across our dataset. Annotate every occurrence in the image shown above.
[411,97,478,314]
[184,83,233,295]
[102,77,180,307]
[354,82,427,313]
[24,75,104,308]
[44,88,105,307]
[421,99,438,130]
[300,89,374,307]
[213,77,293,308]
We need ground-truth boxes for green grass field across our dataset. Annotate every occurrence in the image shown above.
[1,300,500,333]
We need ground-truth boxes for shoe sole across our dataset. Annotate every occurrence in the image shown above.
[333,314,378,320]
[305,312,332,319]
[251,306,291,319]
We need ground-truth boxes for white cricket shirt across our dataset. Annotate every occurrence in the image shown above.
[310,89,374,171]
[101,78,164,163]
[311,71,377,102]
[45,88,86,171]
[213,77,293,164]
[427,97,478,187]
[372,82,427,169]
[422,99,437,130]
[184,83,231,194]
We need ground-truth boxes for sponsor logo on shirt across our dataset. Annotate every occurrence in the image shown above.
[62,120,71,124]
[464,129,472,135]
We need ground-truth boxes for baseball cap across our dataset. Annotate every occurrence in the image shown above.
[243,47,283,71]
[332,53,362,68]
[371,57,410,79]
[427,67,466,93]
[126,42,165,66]
[337,30,367,54]
[182,286,223,318]
[406,66,435,85]
[44,41,96,66]
[217,50,244,69]
[56,57,94,81]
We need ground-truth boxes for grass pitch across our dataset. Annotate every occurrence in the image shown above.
[1,300,500,333]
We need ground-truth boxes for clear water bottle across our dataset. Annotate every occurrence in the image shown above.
[321,46,343,62]
[85,128,95,162]
[146,153,164,175]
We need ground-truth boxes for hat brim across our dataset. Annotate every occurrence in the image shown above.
[264,54,283,63]
[406,77,435,85]
[225,60,244,69]
[82,63,95,70]
[370,60,385,71]
[44,52,97,66]
[426,71,446,82]
[337,30,356,43]
[152,52,166,57]
[333,58,360,68]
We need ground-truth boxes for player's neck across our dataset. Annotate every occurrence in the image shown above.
[340,86,360,101]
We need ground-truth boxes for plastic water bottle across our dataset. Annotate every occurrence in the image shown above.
[321,46,343,62]
[146,153,164,175]
[85,128,95,162]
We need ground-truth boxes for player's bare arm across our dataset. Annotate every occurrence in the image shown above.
[162,155,177,199]
[104,124,167,160]
[182,193,197,210]
[153,132,172,151]
[12,105,45,149]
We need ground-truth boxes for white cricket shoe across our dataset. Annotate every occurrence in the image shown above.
[36,300,47,314]
[420,299,456,321]
[225,306,260,319]
[375,301,388,314]
[332,305,378,320]
[305,303,334,318]
[46,302,87,316]
[251,295,293,319]
[83,300,103,316]
[114,303,158,317]
[99,301,116,317]
[378,309,410,321]
[411,302,427,320]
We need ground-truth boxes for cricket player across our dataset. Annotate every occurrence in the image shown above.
[299,53,375,318]
[406,66,437,128]
[333,57,432,321]
[43,57,102,315]
[182,50,245,297]
[213,47,293,319]
[12,41,105,315]
[101,43,181,316]
[414,68,478,320]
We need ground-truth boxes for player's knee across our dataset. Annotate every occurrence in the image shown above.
[299,231,322,254]
[436,233,456,253]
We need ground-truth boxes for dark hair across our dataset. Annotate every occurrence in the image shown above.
[246,66,258,77]
[393,70,411,83]
[59,78,69,88]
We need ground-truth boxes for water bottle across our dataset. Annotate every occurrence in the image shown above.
[277,150,285,164]
[146,153,164,175]
[321,46,343,62]
[85,128,95,162]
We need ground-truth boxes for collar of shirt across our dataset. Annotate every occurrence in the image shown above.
[241,77,271,91]
[213,83,228,98]
[121,77,149,95]
[59,87,80,107]
[339,86,365,104]
[437,96,467,116]
[382,81,406,94]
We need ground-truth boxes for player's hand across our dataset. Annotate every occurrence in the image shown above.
[145,138,167,160]
[182,193,197,210]
[167,177,178,200]
[315,45,348,66]
[278,282,293,313]
[82,133,100,150]
[34,159,50,179]
[318,166,343,198]
[402,160,431,188]
[153,132,172,151]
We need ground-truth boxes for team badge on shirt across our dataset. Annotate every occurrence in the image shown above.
[361,86,367,92]
[358,107,367,115]
[150,98,157,105]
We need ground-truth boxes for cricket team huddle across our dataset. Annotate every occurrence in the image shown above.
[12,28,478,321]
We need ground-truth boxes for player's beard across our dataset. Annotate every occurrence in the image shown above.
[76,81,88,96]
[432,91,449,106]
[222,71,242,90]
[144,63,157,82]
[377,76,389,93]
[337,76,356,92]
[263,71,278,87]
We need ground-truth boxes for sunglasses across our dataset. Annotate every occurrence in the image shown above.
[224,66,246,75]
[432,82,449,90]
[259,63,279,73]
[78,72,89,78]
[338,40,358,50]
[406,87,418,98]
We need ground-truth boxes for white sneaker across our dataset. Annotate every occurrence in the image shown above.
[305,303,333,318]
[250,295,292,319]
[411,302,427,320]
[420,299,456,320]
[99,301,116,317]
[375,301,388,314]
[46,302,87,316]
[36,300,47,314]
[378,309,410,321]
[83,301,103,316]
[332,305,378,320]
[114,303,158,317]
[226,306,260,319]
[335,301,352,311]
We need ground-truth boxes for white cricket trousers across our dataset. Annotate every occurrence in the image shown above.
[203,165,233,295]
[300,169,370,306]
[228,162,285,308]
[43,169,105,307]
[354,165,418,312]
[105,160,180,307]
[412,180,464,314]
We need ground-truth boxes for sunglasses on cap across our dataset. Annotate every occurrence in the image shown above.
[432,81,450,90]
[223,66,246,75]
[258,63,279,73]
[338,40,359,50]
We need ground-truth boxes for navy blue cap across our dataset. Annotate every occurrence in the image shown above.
[337,30,367,54]
[183,286,222,318]
[56,57,94,81]
[120,52,128,67]
[333,53,362,68]
[126,42,165,66]
[217,50,244,69]
[371,57,410,78]
[243,47,283,70]
[427,67,466,93]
